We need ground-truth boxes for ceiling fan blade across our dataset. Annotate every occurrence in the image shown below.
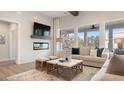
[91,25,97,29]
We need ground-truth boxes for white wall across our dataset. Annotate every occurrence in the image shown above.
[0,21,10,61]
[0,11,53,64]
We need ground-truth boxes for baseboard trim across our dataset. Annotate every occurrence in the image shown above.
[17,60,34,64]
[0,58,16,62]
[0,58,11,62]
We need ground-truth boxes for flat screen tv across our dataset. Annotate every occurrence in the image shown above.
[33,22,51,36]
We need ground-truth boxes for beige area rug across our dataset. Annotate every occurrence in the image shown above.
[7,66,99,81]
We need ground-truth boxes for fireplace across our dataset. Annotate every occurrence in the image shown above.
[33,42,49,50]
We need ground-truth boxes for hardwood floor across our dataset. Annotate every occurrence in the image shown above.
[0,61,35,80]
[0,60,15,66]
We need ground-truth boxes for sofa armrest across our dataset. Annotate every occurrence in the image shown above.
[101,52,109,59]
[91,59,110,81]
[100,73,124,81]
[106,55,124,76]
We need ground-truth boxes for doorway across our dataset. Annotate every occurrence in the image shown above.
[0,20,18,64]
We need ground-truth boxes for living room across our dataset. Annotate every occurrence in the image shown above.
[0,11,123,81]
[1,11,124,81]
[1,0,124,92]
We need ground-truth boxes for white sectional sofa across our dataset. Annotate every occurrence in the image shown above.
[91,55,124,81]
[72,47,108,68]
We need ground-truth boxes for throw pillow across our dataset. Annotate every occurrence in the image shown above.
[72,48,80,55]
[96,48,104,57]
[90,49,97,57]
[80,47,91,56]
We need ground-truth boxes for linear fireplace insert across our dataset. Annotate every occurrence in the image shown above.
[33,42,49,50]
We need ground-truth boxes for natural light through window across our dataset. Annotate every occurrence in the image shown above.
[87,31,99,47]
[78,32,84,47]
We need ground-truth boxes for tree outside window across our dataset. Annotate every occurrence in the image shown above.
[87,31,99,48]
[78,32,84,47]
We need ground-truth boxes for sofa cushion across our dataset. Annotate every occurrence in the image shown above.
[80,56,106,63]
[72,48,80,55]
[107,55,124,76]
[80,47,90,56]
[90,49,97,57]
[72,55,81,59]
[100,73,124,81]
[83,61,104,67]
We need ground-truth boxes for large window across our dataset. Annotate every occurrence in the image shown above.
[67,32,75,47]
[87,31,99,47]
[60,30,75,48]
[78,32,84,47]
[68,32,75,38]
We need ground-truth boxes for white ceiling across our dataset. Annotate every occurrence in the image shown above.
[39,11,70,18]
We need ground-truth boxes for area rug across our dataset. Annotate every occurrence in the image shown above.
[7,66,99,81]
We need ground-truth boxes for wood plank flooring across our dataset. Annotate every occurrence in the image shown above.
[0,61,35,80]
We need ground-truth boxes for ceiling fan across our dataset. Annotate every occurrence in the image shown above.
[90,25,97,29]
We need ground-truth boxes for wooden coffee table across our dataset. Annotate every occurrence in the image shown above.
[46,58,83,80]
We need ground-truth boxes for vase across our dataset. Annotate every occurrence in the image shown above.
[64,48,72,62]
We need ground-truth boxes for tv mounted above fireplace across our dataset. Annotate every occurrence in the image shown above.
[31,22,51,39]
